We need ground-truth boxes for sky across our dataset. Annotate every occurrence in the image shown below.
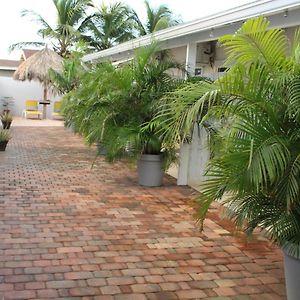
[0,0,253,60]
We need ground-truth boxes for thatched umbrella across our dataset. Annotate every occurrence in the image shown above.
[13,47,63,102]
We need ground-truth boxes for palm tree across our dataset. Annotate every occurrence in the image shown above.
[81,2,136,51]
[49,44,86,94]
[62,43,182,161]
[10,0,93,57]
[153,17,300,257]
[133,0,180,36]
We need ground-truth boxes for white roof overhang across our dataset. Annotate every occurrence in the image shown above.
[82,0,300,63]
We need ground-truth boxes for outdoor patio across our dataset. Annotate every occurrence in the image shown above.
[0,122,286,299]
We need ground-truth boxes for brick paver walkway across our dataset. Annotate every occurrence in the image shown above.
[0,127,286,299]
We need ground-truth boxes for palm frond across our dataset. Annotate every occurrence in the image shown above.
[219,16,288,70]
[9,42,45,52]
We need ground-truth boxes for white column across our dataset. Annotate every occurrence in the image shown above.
[176,44,211,188]
[177,43,198,185]
[187,125,210,187]
[177,142,190,185]
[185,43,197,79]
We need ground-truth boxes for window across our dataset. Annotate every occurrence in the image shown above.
[218,67,229,73]
[194,68,202,76]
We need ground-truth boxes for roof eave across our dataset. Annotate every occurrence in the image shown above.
[0,67,18,71]
[82,0,300,62]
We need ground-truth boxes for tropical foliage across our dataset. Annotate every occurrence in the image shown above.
[0,112,13,123]
[153,17,300,256]
[49,42,87,93]
[132,0,180,35]
[61,43,183,167]
[11,0,180,57]
[82,2,136,51]
[10,0,93,57]
[0,130,11,142]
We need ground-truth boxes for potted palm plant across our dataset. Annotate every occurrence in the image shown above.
[1,112,13,129]
[136,129,164,186]
[63,43,182,186]
[102,45,182,186]
[0,129,11,151]
[154,17,300,299]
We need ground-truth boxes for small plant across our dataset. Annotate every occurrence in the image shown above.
[0,129,11,142]
[1,112,13,122]
[0,129,11,151]
[1,112,13,129]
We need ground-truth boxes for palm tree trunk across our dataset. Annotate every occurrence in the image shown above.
[43,85,48,102]
[42,84,48,119]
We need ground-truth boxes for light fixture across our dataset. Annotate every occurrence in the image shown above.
[209,28,214,38]
[284,9,288,17]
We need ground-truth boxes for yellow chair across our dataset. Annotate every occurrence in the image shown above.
[22,100,42,119]
[52,101,63,120]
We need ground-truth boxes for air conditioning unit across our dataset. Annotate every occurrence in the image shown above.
[197,41,216,67]
[194,68,202,76]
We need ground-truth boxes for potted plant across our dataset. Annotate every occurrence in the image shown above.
[1,112,13,129]
[154,17,300,299]
[62,43,183,186]
[102,45,182,186]
[136,129,164,186]
[93,139,106,155]
[0,129,11,151]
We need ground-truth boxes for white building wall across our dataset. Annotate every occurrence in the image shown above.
[168,46,187,78]
[169,46,186,63]
[174,25,300,187]
[187,126,210,187]
[168,42,228,80]
[0,76,60,118]
[285,26,297,44]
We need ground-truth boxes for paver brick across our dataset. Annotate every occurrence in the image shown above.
[146,291,178,299]
[46,280,77,289]
[214,287,237,297]
[215,279,236,288]
[57,247,83,253]
[0,283,14,291]
[5,275,34,283]
[4,290,36,299]
[122,268,150,276]
[64,272,93,280]
[131,283,161,293]
[107,276,136,285]
[163,274,192,282]
[87,278,107,286]
[0,126,286,299]
[25,282,46,289]
[24,267,43,274]
[159,282,180,291]
[100,285,121,295]
[37,284,59,296]
[176,289,207,299]
[115,294,147,300]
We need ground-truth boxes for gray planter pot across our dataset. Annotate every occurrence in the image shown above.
[283,247,300,300]
[137,154,163,187]
[66,122,75,133]
[96,141,107,156]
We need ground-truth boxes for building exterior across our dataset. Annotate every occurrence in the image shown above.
[21,49,39,61]
[83,0,300,187]
[83,0,300,78]
[0,50,58,118]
